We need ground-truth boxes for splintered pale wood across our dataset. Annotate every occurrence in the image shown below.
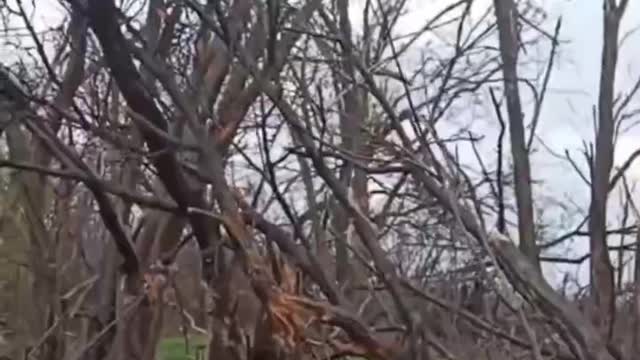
[193,187,391,358]
[260,285,393,360]
[229,187,395,358]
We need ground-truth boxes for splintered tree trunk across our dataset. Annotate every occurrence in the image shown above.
[207,252,255,360]
[112,211,185,360]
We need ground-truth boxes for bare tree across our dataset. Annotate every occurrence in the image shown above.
[1,1,640,360]
[493,0,538,267]
[588,0,628,341]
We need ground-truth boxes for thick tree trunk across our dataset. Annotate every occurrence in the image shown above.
[588,0,628,339]
[493,0,539,268]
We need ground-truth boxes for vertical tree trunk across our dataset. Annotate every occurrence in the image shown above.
[493,0,539,268]
[332,0,369,291]
[633,216,640,355]
[588,0,628,339]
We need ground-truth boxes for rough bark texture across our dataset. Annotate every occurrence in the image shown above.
[493,0,538,267]
[3,1,640,360]
[588,0,628,339]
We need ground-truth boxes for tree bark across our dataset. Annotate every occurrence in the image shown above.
[493,0,539,268]
[588,0,628,339]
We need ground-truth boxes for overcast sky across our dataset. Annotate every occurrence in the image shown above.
[3,0,640,286]
[348,0,640,285]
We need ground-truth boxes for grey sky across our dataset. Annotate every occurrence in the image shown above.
[3,0,640,286]
[346,0,640,284]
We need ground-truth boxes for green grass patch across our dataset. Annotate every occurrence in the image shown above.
[157,336,208,360]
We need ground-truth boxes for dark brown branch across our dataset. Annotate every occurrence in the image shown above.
[0,159,179,213]
[85,0,215,272]
[489,87,507,234]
